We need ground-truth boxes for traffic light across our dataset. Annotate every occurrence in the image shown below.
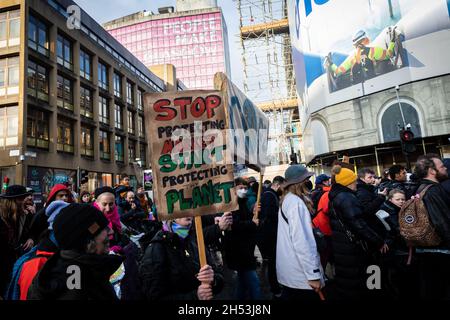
[80,170,89,185]
[399,127,416,154]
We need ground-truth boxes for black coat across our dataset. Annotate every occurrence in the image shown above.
[0,213,34,297]
[257,187,280,256]
[29,208,49,243]
[378,180,417,200]
[329,183,384,299]
[356,179,385,216]
[0,219,16,297]
[417,180,450,249]
[139,230,224,300]
[374,200,408,253]
[27,250,123,300]
[223,198,258,271]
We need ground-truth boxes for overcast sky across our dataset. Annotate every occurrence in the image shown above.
[74,0,244,88]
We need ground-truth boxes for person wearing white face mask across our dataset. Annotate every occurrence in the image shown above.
[236,186,248,199]
[222,178,261,300]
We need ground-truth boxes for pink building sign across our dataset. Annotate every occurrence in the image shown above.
[108,12,228,89]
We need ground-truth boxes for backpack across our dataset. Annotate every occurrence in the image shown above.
[398,184,441,247]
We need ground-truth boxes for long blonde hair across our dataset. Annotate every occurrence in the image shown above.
[281,180,314,214]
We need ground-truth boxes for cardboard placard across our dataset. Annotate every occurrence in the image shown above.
[144,90,238,220]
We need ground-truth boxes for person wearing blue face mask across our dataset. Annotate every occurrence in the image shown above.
[139,216,224,300]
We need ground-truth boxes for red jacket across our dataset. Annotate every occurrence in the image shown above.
[313,186,332,236]
[18,250,54,300]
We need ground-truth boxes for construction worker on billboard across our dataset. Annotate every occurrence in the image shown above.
[324,28,397,84]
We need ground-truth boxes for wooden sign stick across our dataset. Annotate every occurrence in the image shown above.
[254,168,265,220]
[194,215,207,268]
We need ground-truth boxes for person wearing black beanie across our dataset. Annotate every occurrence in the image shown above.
[27,204,123,300]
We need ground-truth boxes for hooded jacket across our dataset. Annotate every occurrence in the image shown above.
[30,184,74,242]
[313,186,332,236]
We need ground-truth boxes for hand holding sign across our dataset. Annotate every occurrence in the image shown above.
[196,264,214,283]
[197,283,213,300]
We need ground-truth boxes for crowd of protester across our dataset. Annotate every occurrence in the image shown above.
[1,154,449,301]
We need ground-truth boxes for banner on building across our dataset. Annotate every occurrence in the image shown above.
[288,0,450,126]
[144,90,238,220]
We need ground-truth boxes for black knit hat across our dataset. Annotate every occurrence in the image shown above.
[94,186,114,199]
[52,203,109,251]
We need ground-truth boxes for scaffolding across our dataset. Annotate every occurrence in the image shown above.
[236,0,301,165]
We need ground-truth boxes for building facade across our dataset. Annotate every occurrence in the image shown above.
[103,4,231,90]
[0,0,166,205]
[287,0,450,175]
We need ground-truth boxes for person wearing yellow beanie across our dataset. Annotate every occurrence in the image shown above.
[332,166,358,189]
[328,165,386,299]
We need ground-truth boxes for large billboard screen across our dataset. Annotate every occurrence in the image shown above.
[108,12,228,89]
[288,0,450,120]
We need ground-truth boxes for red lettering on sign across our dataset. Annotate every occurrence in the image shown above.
[205,95,221,119]
[173,97,192,120]
[191,97,206,118]
[154,99,176,121]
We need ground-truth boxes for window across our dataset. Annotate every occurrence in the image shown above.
[79,49,92,81]
[128,111,135,134]
[381,101,422,143]
[126,81,134,104]
[98,96,109,125]
[27,108,49,149]
[137,89,144,111]
[115,135,124,162]
[27,60,49,101]
[138,115,144,137]
[115,104,123,130]
[28,15,49,56]
[57,75,73,111]
[0,106,18,147]
[128,141,136,163]
[80,86,93,118]
[98,62,108,90]
[113,72,122,98]
[99,130,110,160]
[0,10,20,48]
[57,34,73,70]
[0,57,19,97]
[81,126,94,157]
[57,119,74,153]
[139,143,146,166]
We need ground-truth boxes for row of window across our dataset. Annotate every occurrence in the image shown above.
[45,0,164,92]
[0,10,20,48]
[29,14,147,107]
[26,60,145,135]
[26,107,146,163]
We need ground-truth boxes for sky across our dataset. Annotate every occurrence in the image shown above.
[74,0,244,88]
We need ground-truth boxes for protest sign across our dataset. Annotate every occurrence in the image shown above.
[144,90,238,220]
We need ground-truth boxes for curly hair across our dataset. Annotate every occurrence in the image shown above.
[414,153,441,180]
